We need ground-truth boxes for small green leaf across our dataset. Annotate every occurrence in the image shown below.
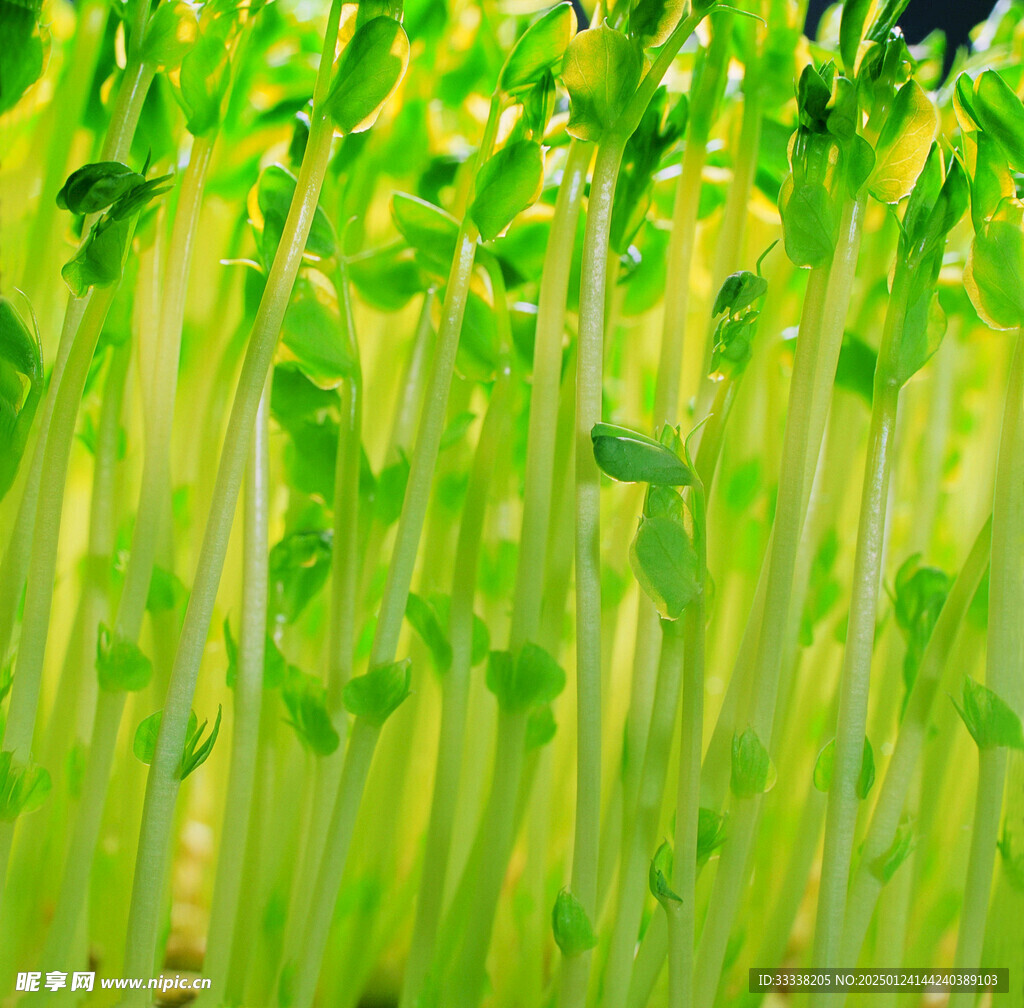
[406,592,452,673]
[971,71,1024,172]
[965,208,1024,330]
[56,162,144,215]
[499,2,576,94]
[953,678,1024,751]
[0,752,51,821]
[390,192,460,270]
[730,727,776,798]
[326,16,410,134]
[630,0,686,48]
[0,1,45,115]
[712,271,768,317]
[470,141,544,242]
[629,515,701,620]
[180,705,222,779]
[812,737,875,798]
[257,165,336,263]
[133,711,164,765]
[96,624,153,692]
[176,7,236,135]
[778,177,838,268]
[868,822,914,883]
[146,564,186,614]
[0,295,43,500]
[268,529,332,626]
[592,423,693,486]
[486,643,566,713]
[281,285,354,386]
[697,807,728,866]
[283,667,341,754]
[562,22,642,142]
[552,889,597,956]
[141,0,199,70]
[839,0,871,75]
[526,706,557,750]
[343,659,412,726]
[62,217,133,296]
[868,81,938,203]
[649,841,681,906]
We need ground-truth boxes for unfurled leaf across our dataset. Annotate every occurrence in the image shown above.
[953,678,1024,751]
[971,71,1024,172]
[592,423,693,486]
[730,727,776,797]
[343,659,412,726]
[630,515,700,620]
[326,16,410,134]
[499,2,576,95]
[562,23,642,142]
[778,177,838,268]
[631,0,686,48]
[406,592,452,673]
[470,141,544,241]
[283,667,341,754]
[257,164,336,263]
[391,192,460,269]
[96,624,153,692]
[868,81,937,203]
[0,752,51,821]
[552,889,597,956]
[141,0,199,70]
[965,207,1024,330]
[486,643,565,713]
[813,736,876,798]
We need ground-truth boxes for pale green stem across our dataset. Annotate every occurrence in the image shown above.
[812,269,910,979]
[949,326,1024,1008]
[119,35,340,987]
[199,382,270,999]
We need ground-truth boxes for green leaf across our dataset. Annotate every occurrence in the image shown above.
[141,0,199,71]
[96,624,153,692]
[0,0,44,115]
[629,515,701,620]
[470,140,544,242]
[865,0,912,43]
[257,165,336,263]
[631,0,686,48]
[427,594,490,666]
[343,659,412,726]
[390,192,460,270]
[326,16,410,134]
[177,8,235,135]
[56,162,144,215]
[712,271,768,317]
[406,592,452,673]
[592,423,693,486]
[778,177,838,268]
[133,711,164,765]
[868,821,914,883]
[180,705,222,779]
[965,207,1024,330]
[486,643,565,713]
[730,727,776,798]
[0,295,42,500]
[812,736,876,798]
[281,284,355,386]
[953,678,1024,751]
[0,752,51,821]
[268,529,332,626]
[971,71,1024,172]
[562,22,642,142]
[839,0,871,75]
[868,81,937,204]
[892,555,950,694]
[456,292,500,382]
[551,889,597,956]
[283,667,341,754]
[697,807,728,866]
[146,564,186,614]
[526,706,557,750]
[224,621,286,690]
[62,217,133,296]
[649,840,681,906]
[499,2,576,94]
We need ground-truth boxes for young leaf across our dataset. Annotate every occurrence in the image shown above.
[56,162,144,215]
[282,668,341,755]
[778,177,838,268]
[868,80,938,204]
[868,821,914,883]
[0,0,45,115]
[96,624,154,692]
[343,658,412,726]
[176,7,237,136]
[470,140,544,242]
[551,889,597,956]
[629,514,701,620]
[839,0,871,75]
[141,0,200,70]
[0,295,43,500]
[631,0,686,48]
[712,271,768,317]
[971,71,1024,172]
[133,711,165,766]
[180,706,222,779]
[812,737,876,798]
[730,727,776,798]
[0,752,51,821]
[281,285,355,386]
[965,208,1024,330]
[562,22,642,142]
[499,2,576,95]
[953,678,1024,751]
[406,592,453,673]
[526,706,557,750]
[326,16,410,134]
[649,840,682,906]
[268,529,333,626]
[486,643,566,713]
[697,807,728,866]
[390,192,460,270]
[257,165,336,262]
[592,423,694,486]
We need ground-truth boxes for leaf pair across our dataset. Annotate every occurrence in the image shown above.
[133,707,223,781]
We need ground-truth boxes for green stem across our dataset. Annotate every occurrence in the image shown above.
[509,139,592,651]
[841,515,991,965]
[671,485,707,1008]
[949,325,1024,1007]
[291,719,380,1008]
[695,194,865,1004]
[119,24,340,986]
[400,370,512,1008]
[199,382,271,998]
[603,625,686,1008]
[812,274,909,977]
